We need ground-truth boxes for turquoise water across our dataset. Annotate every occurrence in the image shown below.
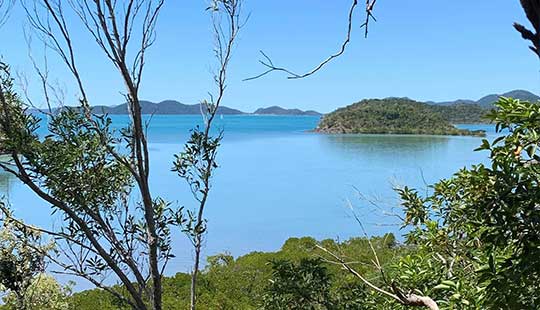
[0,115,495,275]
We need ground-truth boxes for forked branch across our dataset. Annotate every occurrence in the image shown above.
[316,244,439,310]
[244,0,378,80]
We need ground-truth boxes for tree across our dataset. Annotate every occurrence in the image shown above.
[172,2,244,309]
[397,97,540,309]
[2,274,72,310]
[0,1,242,309]
[0,204,52,310]
[262,259,335,310]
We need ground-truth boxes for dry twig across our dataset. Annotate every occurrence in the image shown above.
[244,0,378,81]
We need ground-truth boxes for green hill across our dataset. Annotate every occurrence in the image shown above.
[425,89,540,123]
[430,103,489,124]
[315,98,485,136]
[476,90,540,107]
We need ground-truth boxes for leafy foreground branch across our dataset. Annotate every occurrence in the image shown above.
[394,97,540,309]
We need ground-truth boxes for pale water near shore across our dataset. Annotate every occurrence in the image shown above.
[0,115,495,276]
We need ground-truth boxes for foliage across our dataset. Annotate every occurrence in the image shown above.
[316,98,485,136]
[430,103,490,124]
[170,1,244,308]
[0,217,43,296]
[396,97,540,308]
[262,258,334,310]
[173,126,222,240]
[0,204,53,310]
[69,285,132,310]
[0,58,184,309]
[1,274,72,310]
[69,235,401,310]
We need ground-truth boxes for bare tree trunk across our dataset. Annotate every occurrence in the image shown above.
[190,234,203,310]
[172,2,244,309]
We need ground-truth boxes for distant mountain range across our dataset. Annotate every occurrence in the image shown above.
[29,90,539,121]
[425,89,540,123]
[427,89,540,107]
[36,100,323,116]
[91,100,245,115]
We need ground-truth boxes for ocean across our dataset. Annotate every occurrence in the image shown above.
[0,115,495,276]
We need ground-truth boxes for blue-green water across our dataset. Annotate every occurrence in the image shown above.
[0,115,495,274]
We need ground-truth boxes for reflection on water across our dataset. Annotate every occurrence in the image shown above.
[320,134,450,155]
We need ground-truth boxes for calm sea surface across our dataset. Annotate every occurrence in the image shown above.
[0,115,496,275]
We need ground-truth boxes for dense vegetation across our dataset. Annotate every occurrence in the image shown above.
[316,98,485,136]
[393,97,540,308]
[429,103,490,124]
[63,235,400,310]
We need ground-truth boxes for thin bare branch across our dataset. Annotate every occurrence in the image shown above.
[0,0,14,27]
[316,244,439,309]
[244,0,378,81]
[176,1,245,309]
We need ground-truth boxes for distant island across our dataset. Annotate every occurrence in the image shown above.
[253,106,322,116]
[315,98,486,136]
[33,100,322,116]
[28,90,539,124]
[427,89,540,123]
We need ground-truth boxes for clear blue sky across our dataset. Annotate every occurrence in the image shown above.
[1,0,539,113]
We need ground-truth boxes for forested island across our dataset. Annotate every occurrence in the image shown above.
[253,106,322,116]
[315,98,486,136]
